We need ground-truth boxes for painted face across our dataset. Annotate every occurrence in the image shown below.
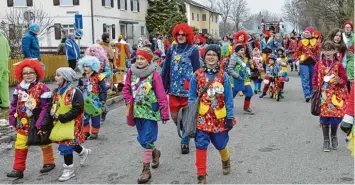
[333,32,342,44]
[83,64,93,74]
[204,50,218,68]
[237,48,245,56]
[55,72,65,86]
[136,55,149,69]
[238,35,244,42]
[22,67,37,83]
[345,24,352,34]
[177,31,187,44]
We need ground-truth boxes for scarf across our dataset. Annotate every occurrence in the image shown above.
[57,82,72,95]
[19,79,37,90]
[202,63,220,74]
[131,63,157,78]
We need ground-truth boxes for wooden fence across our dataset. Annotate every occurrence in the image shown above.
[8,55,68,85]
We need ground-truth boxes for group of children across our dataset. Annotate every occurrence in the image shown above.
[6,23,354,184]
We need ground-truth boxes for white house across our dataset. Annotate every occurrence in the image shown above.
[0,0,149,47]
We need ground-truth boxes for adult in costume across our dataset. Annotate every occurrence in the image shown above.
[115,35,130,83]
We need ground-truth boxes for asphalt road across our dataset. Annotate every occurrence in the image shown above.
[0,72,354,184]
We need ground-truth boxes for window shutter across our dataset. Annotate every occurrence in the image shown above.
[111,0,114,7]
[130,0,133,11]
[54,23,61,40]
[9,24,15,39]
[103,24,107,33]
[112,24,116,39]
[137,0,140,12]
[27,0,33,6]
[73,0,79,5]
[7,0,13,7]
[102,0,105,6]
[53,0,59,6]
[117,0,120,9]
[125,0,127,10]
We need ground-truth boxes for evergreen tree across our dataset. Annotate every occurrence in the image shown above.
[146,0,188,38]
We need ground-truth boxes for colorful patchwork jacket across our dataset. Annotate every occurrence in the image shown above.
[293,38,320,65]
[78,72,107,102]
[9,81,51,135]
[188,69,234,133]
[160,43,200,97]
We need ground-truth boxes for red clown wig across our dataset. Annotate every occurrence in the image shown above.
[14,59,45,82]
[344,21,354,30]
[172,23,194,45]
[234,31,249,44]
[313,30,321,39]
[194,34,206,44]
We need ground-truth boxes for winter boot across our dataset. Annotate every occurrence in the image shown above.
[181,144,190,154]
[222,159,231,175]
[137,163,151,184]
[331,136,338,150]
[40,164,56,173]
[197,175,207,184]
[323,139,331,152]
[151,149,161,169]
[58,164,75,182]
[6,170,24,179]
[79,148,91,166]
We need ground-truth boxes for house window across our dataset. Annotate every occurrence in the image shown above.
[197,14,199,21]
[215,15,218,23]
[104,0,111,7]
[192,13,194,21]
[202,29,208,34]
[60,0,73,6]
[14,0,27,7]
[131,0,138,12]
[62,24,75,36]
[141,26,145,35]
[118,0,127,10]
[202,14,207,21]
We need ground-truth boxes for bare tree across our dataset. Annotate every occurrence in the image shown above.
[229,0,249,32]
[217,0,234,36]
[0,6,53,59]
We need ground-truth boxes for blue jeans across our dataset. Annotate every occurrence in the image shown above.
[299,64,314,98]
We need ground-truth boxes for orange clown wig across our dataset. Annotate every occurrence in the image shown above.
[194,34,206,44]
[313,30,321,39]
[234,31,249,44]
[14,59,45,82]
[172,23,194,45]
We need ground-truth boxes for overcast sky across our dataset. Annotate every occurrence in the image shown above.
[196,0,285,14]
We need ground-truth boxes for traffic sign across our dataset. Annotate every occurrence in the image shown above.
[75,14,83,29]
[75,30,83,38]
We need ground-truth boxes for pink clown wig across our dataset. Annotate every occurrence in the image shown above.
[85,44,108,63]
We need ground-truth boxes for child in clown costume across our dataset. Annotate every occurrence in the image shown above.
[228,44,255,114]
[312,41,348,152]
[77,56,107,140]
[189,45,235,184]
[251,48,264,94]
[50,67,91,181]
[123,47,169,184]
[7,59,55,178]
[275,47,289,98]
[259,55,277,98]
[194,33,208,58]
[85,44,112,122]
[340,82,354,156]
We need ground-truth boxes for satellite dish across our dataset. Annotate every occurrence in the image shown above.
[24,11,34,22]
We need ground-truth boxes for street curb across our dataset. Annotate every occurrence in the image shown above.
[0,95,123,144]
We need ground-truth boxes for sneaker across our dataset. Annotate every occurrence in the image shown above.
[306,97,311,102]
[6,170,23,179]
[197,175,207,184]
[58,164,75,182]
[323,139,331,152]
[40,164,56,173]
[331,136,338,150]
[181,144,190,154]
[259,92,266,98]
[79,148,92,166]
[244,108,254,115]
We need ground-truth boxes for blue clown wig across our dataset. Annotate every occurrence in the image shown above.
[29,24,40,32]
[78,56,101,73]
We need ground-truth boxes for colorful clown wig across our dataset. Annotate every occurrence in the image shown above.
[136,47,154,63]
[234,31,249,44]
[14,59,45,82]
[85,44,108,63]
[78,56,101,73]
[172,23,194,45]
[194,34,206,44]
[312,30,321,39]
